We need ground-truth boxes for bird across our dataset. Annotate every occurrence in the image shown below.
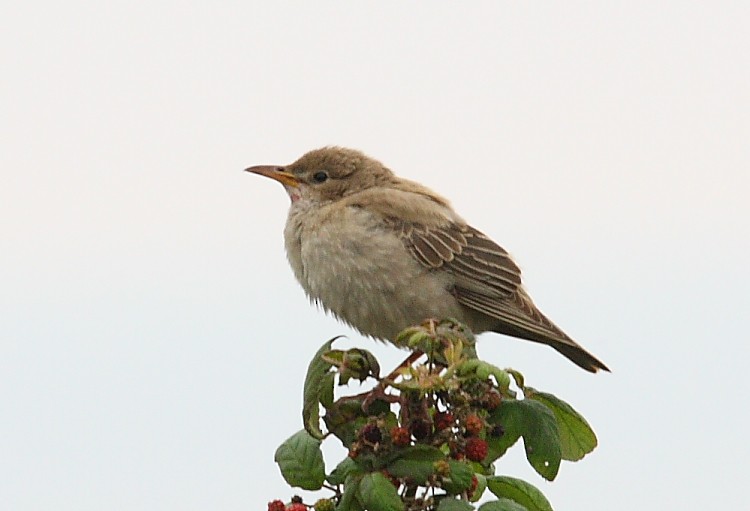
[245,147,609,373]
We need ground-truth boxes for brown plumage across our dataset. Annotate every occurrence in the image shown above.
[246,147,609,372]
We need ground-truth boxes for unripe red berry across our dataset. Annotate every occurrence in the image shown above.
[464,414,484,436]
[467,474,479,500]
[465,437,488,462]
[348,445,360,459]
[268,500,285,511]
[288,504,307,511]
[484,389,502,411]
[390,426,411,447]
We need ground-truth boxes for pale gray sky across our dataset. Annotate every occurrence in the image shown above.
[1,2,748,510]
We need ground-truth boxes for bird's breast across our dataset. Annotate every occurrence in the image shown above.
[283,202,465,340]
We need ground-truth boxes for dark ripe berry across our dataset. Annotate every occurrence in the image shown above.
[410,419,431,440]
[490,424,505,437]
[390,426,411,447]
[291,496,304,504]
[360,423,382,444]
[434,412,455,432]
[465,437,489,462]
[464,414,484,436]
[268,500,285,511]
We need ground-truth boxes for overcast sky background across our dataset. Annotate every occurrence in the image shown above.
[2,2,748,510]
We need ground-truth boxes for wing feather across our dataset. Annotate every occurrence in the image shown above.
[382,216,609,373]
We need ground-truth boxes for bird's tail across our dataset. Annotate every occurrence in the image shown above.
[459,287,610,372]
[500,289,610,373]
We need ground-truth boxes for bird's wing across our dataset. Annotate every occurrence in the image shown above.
[390,220,522,298]
[379,209,609,372]
[391,220,574,343]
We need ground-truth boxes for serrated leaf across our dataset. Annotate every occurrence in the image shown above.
[356,472,404,511]
[303,338,338,439]
[386,445,445,484]
[327,457,362,485]
[488,400,561,481]
[274,429,326,490]
[437,499,475,511]
[478,498,528,511]
[486,476,552,511]
[526,389,597,461]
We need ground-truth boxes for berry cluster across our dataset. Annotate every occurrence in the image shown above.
[267,496,335,511]
[271,320,516,511]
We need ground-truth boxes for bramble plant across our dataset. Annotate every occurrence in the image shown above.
[270,319,598,511]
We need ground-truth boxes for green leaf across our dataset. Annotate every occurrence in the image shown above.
[486,401,522,462]
[274,429,326,490]
[517,400,561,481]
[320,372,336,408]
[325,348,381,385]
[324,397,368,447]
[386,445,445,484]
[478,498,528,511]
[526,389,597,461]
[327,457,362,485]
[356,472,404,511]
[445,460,474,492]
[456,360,511,390]
[303,338,338,439]
[488,400,561,481]
[469,473,487,503]
[437,499,475,511]
[486,476,552,511]
[338,474,363,511]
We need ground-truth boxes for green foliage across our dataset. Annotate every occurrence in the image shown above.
[486,476,552,511]
[357,472,404,511]
[487,400,561,481]
[303,338,337,439]
[273,429,326,490]
[524,388,597,461]
[271,319,600,510]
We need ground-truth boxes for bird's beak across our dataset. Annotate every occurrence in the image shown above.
[244,165,300,188]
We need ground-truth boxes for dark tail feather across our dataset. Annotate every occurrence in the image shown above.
[493,321,610,373]
[548,340,610,373]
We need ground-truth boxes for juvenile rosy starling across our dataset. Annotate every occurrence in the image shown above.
[245,147,609,373]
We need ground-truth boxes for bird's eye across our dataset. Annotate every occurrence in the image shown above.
[312,171,328,183]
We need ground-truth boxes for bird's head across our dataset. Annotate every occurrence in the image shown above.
[245,147,395,203]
